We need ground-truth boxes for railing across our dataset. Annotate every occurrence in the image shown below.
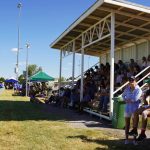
[75,61,100,81]
[113,66,150,95]
[66,61,100,81]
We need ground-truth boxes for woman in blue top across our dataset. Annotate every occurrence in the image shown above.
[122,76,142,145]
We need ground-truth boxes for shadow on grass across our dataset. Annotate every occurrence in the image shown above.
[67,135,150,150]
[0,100,112,128]
[0,100,65,121]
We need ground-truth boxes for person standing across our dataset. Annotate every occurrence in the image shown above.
[122,76,142,144]
[128,78,150,141]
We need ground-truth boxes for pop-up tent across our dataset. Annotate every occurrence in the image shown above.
[5,78,18,83]
[29,71,55,82]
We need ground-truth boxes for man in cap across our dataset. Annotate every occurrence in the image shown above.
[122,76,142,144]
[129,78,150,141]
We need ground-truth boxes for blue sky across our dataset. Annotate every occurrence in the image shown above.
[0,0,149,79]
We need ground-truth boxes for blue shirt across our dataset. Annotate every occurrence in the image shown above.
[122,85,142,114]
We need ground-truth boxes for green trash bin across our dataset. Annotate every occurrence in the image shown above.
[112,97,125,129]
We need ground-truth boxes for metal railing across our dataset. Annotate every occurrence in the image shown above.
[66,61,100,81]
[75,61,100,81]
[113,66,150,95]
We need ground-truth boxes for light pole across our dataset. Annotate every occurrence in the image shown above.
[16,3,22,81]
[25,43,30,97]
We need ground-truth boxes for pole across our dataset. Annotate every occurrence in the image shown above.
[26,43,30,97]
[72,41,75,87]
[110,12,115,119]
[80,48,84,102]
[80,34,84,102]
[59,50,62,95]
[16,3,22,81]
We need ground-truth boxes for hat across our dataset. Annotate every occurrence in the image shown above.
[128,76,136,81]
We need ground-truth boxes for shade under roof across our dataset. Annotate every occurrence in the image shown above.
[50,0,150,56]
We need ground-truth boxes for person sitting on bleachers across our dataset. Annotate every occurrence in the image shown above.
[89,80,97,100]
[147,55,150,67]
[54,87,65,106]
[141,56,147,69]
[95,65,99,72]
[88,92,100,110]
[69,88,80,109]
[126,66,134,78]
[118,60,126,71]
[79,86,91,112]
[100,63,105,69]
[133,65,141,75]
[129,59,138,69]
[133,65,143,86]
[98,81,109,114]
[106,62,110,71]
[61,88,71,108]
[114,63,120,75]
[93,71,99,81]
[116,71,124,87]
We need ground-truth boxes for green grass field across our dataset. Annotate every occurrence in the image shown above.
[0,89,149,150]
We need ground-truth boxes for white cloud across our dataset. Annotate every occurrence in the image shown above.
[11,48,18,52]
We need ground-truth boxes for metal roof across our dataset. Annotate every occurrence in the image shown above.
[50,0,150,56]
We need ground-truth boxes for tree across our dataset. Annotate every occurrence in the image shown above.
[28,64,42,76]
[0,77,5,82]
[18,74,25,84]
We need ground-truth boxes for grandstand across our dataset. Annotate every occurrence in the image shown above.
[50,0,150,120]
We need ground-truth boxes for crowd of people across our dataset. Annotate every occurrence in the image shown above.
[41,55,149,145]
[2,80,52,98]
[44,55,149,116]
[29,82,52,103]
[1,55,149,145]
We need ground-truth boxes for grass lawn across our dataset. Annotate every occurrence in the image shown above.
[0,89,150,150]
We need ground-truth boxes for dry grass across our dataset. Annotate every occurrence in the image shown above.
[0,89,149,150]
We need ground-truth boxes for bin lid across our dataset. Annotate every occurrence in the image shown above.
[112,97,125,104]
[144,78,150,84]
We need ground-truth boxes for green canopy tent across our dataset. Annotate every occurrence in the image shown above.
[29,71,55,82]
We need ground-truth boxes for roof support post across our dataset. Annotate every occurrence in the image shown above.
[59,49,62,94]
[80,35,84,102]
[149,41,150,54]
[72,41,75,87]
[110,12,115,119]
[147,40,150,55]
[120,48,123,61]
[134,43,138,62]
[80,48,84,102]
